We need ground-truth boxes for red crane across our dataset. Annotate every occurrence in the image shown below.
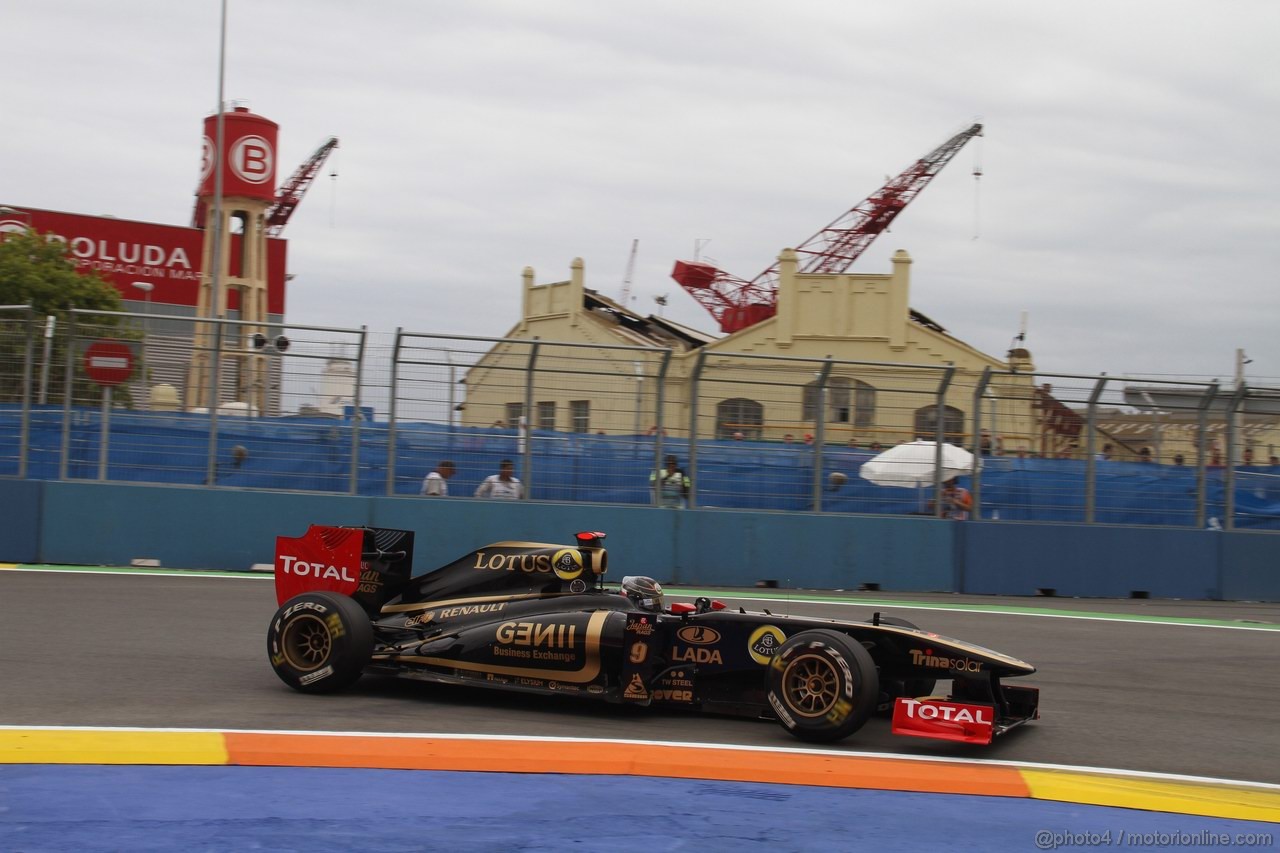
[191,137,339,234]
[264,137,339,236]
[672,123,983,334]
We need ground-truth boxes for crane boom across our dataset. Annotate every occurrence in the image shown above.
[618,238,639,306]
[265,137,339,236]
[672,123,983,334]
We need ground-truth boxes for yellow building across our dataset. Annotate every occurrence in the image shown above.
[461,248,1039,449]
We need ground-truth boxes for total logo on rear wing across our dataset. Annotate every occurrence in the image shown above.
[274,525,363,605]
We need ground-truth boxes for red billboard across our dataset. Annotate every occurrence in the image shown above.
[0,206,286,315]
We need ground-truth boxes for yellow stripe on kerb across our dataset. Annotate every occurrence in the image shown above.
[1021,769,1280,824]
[0,729,228,765]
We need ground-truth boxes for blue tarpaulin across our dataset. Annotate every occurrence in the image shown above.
[2,406,1278,529]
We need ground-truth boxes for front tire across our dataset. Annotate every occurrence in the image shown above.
[868,615,937,711]
[267,592,373,693]
[766,629,878,743]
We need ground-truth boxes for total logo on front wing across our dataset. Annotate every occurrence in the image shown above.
[891,698,996,745]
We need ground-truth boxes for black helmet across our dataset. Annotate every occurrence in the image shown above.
[620,576,663,612]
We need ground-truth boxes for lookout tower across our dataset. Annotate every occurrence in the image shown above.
[187,106,278,413]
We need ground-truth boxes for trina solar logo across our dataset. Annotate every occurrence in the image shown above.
[909,649,983,672]
[278,555,357,581]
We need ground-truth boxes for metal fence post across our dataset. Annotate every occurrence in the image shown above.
[652,349,672,506]
[932,366,955,516]
[386,328,404,496]
[971,368,992,519]
[1223,383,1247,531]
[687,349,707,509]
[812,358,833,512]
[350,325,367,496]
[18,305,33,479]
[59,310,78,481]
[522,340,540,498]
[206,321,224,487]
[1084,375,1108,524]
[1194,382,1218,527]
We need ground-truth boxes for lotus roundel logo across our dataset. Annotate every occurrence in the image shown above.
[552,549,583,581]
[676,626,720,645]
[748,625,786,665]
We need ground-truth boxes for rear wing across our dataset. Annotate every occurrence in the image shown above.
[274,525,415,616]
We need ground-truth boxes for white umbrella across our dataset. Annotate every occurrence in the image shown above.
[859,440,978,488]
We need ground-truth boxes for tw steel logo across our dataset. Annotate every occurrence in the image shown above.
[278,555,357,582]
[231,135,274,183]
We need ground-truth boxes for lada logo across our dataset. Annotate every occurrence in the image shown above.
[676,626,721,645]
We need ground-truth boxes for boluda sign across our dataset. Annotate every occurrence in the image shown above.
[1,205,287,314]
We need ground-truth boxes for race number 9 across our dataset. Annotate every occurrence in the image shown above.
[629,642,648,664]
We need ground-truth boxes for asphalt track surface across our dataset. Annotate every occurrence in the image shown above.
[2,570,1279,785]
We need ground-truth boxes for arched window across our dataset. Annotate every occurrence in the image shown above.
[802,378,876,426]
[716,398,763,439]
[914,404,965,443]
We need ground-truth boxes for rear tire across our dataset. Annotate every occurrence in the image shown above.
[766,629,878,743]
[267,592,373,693]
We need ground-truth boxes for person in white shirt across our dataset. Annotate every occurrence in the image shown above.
[475,459,522,500]
[420,460,455,496]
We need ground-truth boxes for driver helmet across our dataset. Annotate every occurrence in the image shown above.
[620,575,663,612]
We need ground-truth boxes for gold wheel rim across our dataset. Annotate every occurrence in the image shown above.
[282,613,332,672]
[781,653,840,718]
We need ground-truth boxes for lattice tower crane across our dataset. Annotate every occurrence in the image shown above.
[671,123,983,334]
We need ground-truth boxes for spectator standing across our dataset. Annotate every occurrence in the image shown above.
[475,459,523,500]
[934,477,973,520]
[420,460,456,496]
[650,455,691,508]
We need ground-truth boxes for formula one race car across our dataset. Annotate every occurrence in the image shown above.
[267,526,1039,745]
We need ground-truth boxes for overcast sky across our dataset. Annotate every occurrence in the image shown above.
[4,1,1278,385]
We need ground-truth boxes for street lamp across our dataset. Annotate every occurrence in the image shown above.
[131,281,154,409]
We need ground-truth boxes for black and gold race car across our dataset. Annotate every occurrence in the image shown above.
[267,526,1039,745]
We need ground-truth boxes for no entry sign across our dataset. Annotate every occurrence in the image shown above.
[83,339,135,387]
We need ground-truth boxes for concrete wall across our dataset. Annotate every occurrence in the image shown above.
[2,479,1277,601]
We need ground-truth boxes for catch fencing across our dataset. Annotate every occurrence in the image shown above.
[1,305,1278,531]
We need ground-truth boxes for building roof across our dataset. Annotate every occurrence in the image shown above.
[583,288,716,351]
